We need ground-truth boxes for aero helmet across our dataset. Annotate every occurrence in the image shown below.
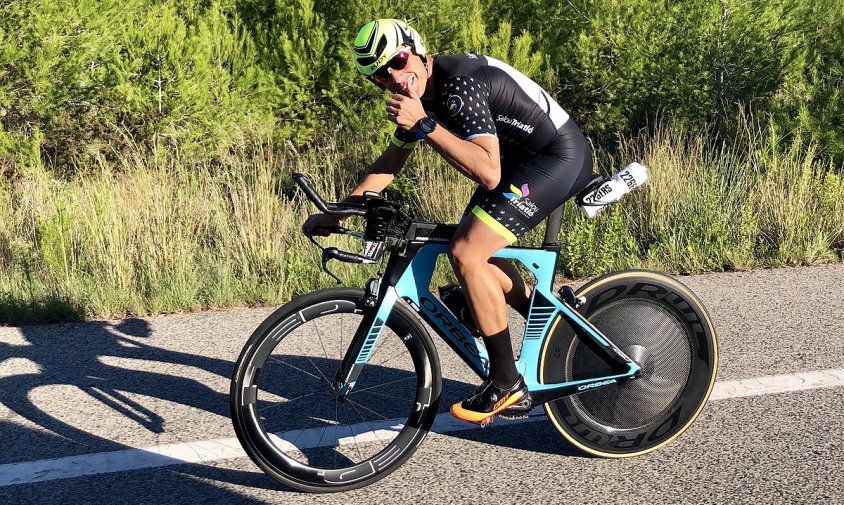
[353,19,427,76]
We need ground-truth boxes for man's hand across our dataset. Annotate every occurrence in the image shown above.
[386,83,426,131]
[302,213,342,237]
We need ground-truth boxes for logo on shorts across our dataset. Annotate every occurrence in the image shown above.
[447,95,463,116]
[503,183,530,200]
[503,183,539,217]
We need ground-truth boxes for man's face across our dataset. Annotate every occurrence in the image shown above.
[371,46,426,97]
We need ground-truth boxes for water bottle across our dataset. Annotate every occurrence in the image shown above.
[578,162,649,217]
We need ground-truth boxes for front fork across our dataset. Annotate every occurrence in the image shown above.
[333,278,393,399]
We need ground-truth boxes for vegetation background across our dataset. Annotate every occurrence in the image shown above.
[0,0,842,323]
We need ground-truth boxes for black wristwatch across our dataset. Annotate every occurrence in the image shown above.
[415,116,438,140]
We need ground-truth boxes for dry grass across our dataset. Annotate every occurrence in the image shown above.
[0,122,841,323]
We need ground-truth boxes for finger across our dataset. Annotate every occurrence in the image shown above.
[391,93,405,102]
[406,81,420,100]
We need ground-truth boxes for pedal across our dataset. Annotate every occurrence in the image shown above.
[558,285,586,309]
[498,396,533,419]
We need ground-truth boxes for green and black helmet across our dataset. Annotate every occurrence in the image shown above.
[353,19,427,76]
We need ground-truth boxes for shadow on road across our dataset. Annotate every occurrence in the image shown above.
[1,317,582,500]
[1,317,274,501]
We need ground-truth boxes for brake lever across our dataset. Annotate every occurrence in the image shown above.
[320,248,372,284]
[307,226,369,283]
[307,226,365,250]
[322,255,342,284]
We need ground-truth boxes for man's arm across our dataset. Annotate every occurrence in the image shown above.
[302,142,412,236]
[386,77,502,190]
[423,129,501,190]
[343,142,413,204]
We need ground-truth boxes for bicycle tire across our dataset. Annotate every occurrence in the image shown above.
[230,287,442,492]
[540,270,718,457]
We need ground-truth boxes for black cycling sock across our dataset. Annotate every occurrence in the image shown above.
[482,328,519,389]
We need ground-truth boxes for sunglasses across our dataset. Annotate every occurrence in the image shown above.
[370,48,412,83]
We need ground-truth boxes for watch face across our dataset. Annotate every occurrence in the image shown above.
[421,117,436,133]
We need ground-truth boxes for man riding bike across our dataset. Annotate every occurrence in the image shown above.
[302,19,596,424]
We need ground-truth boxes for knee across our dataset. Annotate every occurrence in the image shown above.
[449,237,485,276]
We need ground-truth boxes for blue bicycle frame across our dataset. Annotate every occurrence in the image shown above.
[335,222,641,405]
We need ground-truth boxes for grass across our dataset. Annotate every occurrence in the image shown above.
[0,121,842,324]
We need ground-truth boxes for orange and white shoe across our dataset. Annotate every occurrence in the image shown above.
[450,375,532,425]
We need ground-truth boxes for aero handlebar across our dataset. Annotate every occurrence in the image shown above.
[292,173,367,217]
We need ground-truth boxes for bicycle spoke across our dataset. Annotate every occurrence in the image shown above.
[350,389,411,402]
[334,397,339,468]
[269,357,326,384]
[349,375,415,394]
[368,329,392,363]
[305,355,334,388]
[288,395,337,449]
[338,314,346,379]
[347,403,369,463]
[372,345,409,369]
[346,398,391,421]
[315,409,335,452]
[259,391,324,413]
[344,396,387,449]
[313,315,336,376]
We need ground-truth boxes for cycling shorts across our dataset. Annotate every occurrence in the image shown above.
[464,120,594,243]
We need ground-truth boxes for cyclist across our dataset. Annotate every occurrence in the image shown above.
[302,19,596,424]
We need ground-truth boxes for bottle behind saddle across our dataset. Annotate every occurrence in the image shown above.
[577,162,649,217]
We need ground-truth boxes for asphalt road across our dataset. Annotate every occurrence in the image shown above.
[1,263,843,504]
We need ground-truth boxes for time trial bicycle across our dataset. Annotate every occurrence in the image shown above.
[229,172,718,492]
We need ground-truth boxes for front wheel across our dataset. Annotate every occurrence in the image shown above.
[540,270,718,457]
[230,287,442,492]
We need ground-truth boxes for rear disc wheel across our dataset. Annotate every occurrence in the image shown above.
[541,270,718,457]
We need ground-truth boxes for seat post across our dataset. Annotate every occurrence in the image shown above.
[542,206,564,249]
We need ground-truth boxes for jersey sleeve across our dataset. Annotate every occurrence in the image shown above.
[440,75,497,140]
[391,127,419,150]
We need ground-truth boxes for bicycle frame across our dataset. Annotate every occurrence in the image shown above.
[335,222,641,405]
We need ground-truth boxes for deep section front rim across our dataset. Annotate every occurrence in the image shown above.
[230,288,440,492]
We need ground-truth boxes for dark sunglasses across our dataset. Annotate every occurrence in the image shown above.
[371,48,411,82]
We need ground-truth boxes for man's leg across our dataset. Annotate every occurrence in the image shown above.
[449,216,510,335]
[487,258,531,316]
[448,215,519,388]
[447,214,533,422]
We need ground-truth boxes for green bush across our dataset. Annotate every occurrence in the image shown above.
[3,0,842,173]
[1,0,843,322]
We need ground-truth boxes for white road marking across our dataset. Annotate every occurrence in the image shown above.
[708,368,844,400]
[2,368,843,487]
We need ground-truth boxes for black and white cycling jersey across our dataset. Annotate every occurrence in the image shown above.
[394,54,570,165]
